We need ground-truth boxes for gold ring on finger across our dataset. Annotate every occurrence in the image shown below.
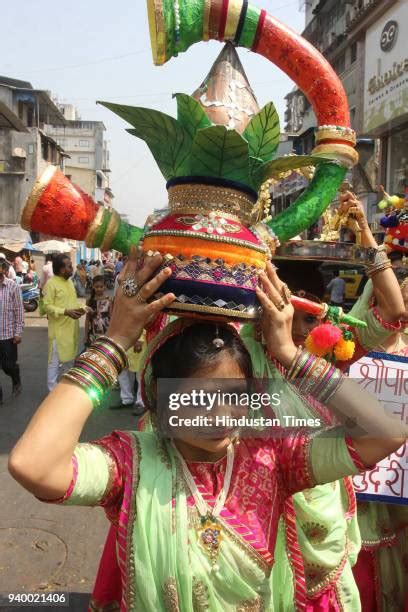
[134,291,147,304]
[122,276,139,298]
[274,300,286,312]
[281,283,292,305]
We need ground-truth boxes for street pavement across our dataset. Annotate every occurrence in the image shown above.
[0,310,137,611]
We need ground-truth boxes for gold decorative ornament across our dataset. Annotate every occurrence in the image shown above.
[100,210,121,252]
[21,165,58,230]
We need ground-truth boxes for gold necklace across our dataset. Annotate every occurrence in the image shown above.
[171,442,234,569]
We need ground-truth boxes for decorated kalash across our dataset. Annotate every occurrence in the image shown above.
[13,3,408,612]
[21,0,368,336]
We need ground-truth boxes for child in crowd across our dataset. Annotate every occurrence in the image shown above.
[85,275,112,346]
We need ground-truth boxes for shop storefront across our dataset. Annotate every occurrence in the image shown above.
[363,2,408,197]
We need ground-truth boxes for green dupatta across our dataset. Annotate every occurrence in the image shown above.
[240,325,362,610]
[131,432,271,611]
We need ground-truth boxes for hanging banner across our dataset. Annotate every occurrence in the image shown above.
[349,351,408,505]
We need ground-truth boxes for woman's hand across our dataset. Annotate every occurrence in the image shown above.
[107,247,175,351]
[338,191,369,231]
[256,262,298,368]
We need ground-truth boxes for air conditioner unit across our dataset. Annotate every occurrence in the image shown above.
[12,147,27,159]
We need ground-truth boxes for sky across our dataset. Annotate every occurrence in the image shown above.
[1,0,305,227]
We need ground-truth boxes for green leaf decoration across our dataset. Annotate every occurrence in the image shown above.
[253,154,335,189]
[249,156,264,189]
[97,101,192,180]
[174,93,212,140]
[243,102,280,163]
[189,126,250,184]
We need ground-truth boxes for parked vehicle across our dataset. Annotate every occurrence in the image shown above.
[21,283,40,313]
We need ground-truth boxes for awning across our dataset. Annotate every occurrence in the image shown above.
[32,239,75,254]
[2,241,40,253]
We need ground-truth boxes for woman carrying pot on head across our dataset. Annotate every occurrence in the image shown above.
[9,249,407,612]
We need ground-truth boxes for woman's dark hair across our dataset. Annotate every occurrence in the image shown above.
[275,260,325,300]
[151,322,253,380]
[87,275,105,308]
[52,254,70,276]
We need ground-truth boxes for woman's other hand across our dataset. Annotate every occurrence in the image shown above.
[256,262,297,368]
[107,247,175,351]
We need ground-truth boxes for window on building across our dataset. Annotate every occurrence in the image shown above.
[41,138,49,161]
[79,140,89,147]
[350,42,357,64]
[96,174,103,188]
[333,53,346,75]
[350,107,356,128]
[27,106,34,128]
[79,156,90,164]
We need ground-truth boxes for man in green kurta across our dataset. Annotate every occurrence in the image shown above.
[43,254,85,391]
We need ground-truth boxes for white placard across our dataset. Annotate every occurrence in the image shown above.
[349,351,408,504]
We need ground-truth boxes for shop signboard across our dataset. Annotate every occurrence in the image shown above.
[364,2,408,134]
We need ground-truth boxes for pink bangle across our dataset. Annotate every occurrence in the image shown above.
[371,306,402,331]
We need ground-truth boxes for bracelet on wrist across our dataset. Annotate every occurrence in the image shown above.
[366,261,392,278]
[370,306,403,331]
[366,249,392,278]
[62,337,130,407]
[286,348,344,404]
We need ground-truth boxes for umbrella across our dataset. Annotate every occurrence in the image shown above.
[32,240,73,254]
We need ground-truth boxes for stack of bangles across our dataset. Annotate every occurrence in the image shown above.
[366,245,392,278]
[286,348,344,404]
[62,336,129,407]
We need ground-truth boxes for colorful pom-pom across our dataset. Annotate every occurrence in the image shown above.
[378,199,388,211]
[334,338,355,361]
[304,335,328,357]
[309,323,342,350]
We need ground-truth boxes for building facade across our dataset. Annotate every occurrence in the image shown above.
[284,0,401,225]
[47,109,113,208]
[363,1,408,198]
[0,76,67,228]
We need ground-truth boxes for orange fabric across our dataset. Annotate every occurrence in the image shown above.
[142,236,267,268]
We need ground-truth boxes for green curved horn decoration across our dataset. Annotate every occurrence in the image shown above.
[145,0,356,241]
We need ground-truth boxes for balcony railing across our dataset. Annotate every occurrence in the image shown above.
[346,0,385,33]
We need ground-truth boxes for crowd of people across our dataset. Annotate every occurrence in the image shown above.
[38,253,145,415]
[0,251,143,408]
[0,252,38,286]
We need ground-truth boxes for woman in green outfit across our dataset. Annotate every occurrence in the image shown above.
[8,252,407,611]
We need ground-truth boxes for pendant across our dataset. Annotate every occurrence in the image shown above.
[197,513,222,566]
